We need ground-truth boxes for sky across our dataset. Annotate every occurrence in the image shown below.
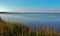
[0,0,60,13]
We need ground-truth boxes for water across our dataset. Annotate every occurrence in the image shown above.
[0,13,60,31]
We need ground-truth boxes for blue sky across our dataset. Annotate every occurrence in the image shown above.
[0,0,60,12]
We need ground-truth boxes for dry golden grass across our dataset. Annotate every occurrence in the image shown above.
[0,17,60,36]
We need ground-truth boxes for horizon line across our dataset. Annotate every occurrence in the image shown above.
[0,12,60,14]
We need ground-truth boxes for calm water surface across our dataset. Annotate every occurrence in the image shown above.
[0,13,60,31]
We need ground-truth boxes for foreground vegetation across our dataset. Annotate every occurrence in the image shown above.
[0,17,60,36]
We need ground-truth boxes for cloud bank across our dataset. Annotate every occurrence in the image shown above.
[0,8,60,13]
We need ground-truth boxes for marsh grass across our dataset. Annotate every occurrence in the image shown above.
[0,17,60,36]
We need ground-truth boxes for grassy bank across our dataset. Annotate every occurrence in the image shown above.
[0,17,60,36]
